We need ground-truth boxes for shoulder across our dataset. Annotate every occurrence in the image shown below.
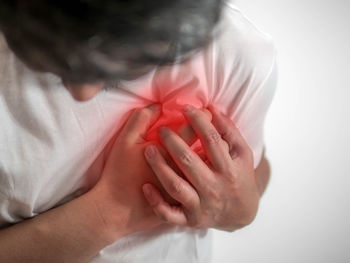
[0,32,27,84]
[0,32,7,52]
[211,1,277,89]
[0,32,12,68]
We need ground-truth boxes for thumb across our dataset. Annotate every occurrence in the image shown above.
[120,103,162,144]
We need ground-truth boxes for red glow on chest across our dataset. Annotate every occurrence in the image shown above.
[138,68,207,144]
[145,102,189,143]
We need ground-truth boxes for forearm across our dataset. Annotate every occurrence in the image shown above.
[254,153,271,197]
[0,191,116,263]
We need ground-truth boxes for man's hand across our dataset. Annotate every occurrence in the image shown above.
[86,103,213,241]
[87,103,172,241]
[142,104,260,232]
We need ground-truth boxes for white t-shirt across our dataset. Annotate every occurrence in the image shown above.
[0,2,277,262]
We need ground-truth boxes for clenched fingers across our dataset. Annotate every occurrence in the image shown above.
[119,103,161,145]
[182,105,230,172]
[142,183,188,226]
[144,144,200,213]
[177,108,212,146]
[208,104,253,161]
[158,127,213,194]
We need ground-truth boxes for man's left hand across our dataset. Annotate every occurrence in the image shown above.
[142,104,260,232]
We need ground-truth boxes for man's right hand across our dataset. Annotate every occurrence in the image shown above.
[85,103,212,244]
[0,103,213,263]
[0,104,166,263]
[86,103,171,242]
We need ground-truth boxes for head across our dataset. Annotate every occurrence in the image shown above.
[0,0,223,101]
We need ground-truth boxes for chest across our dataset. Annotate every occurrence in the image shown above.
[0,70,210,226]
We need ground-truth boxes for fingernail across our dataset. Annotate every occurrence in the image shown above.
[183,104,195,114]
[145,145,157,158]
[208,104,215,112]
[147,103,161,111]
[159,126,170,137]
[210,104,224,116]
[143,184,152,198]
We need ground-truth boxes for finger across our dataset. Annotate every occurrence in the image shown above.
[144,144,200,211]
[119,103,161,144]
[208,104,250,159]
[177,109,212,146]
[153,144,185,178]
[159,127,213,193]
[142,184,188,225]
[192,146,208,164]
[182,105,230,171]
[177,124,197,146]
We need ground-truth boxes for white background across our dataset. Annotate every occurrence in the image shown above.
[212,0,350,262]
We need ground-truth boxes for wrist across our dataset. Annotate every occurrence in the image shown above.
[82,187,127,245]
[26,189,121,260]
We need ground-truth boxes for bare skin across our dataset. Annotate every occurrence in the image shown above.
[64,82,105,101]
[0,85,271,262]
[0,103,168,262]
[142,104,265,231]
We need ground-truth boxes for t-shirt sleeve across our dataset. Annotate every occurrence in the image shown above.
[215,59,277,169]
[210,4,278,169]
[237,61,277,168]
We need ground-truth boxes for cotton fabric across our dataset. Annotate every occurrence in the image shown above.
[0,2,277,262]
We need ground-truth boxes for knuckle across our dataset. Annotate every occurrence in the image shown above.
[179,152,193,166]
[156,211,169,222]
[229,144,239,159]
[236,146,254,167]
[169,181,183,195]
[187,205,209,228]
[213,158,227,172]
[207,188,222,204]
[186,196,198,210]
[222,129,235,144]
[162,213,172,223]
[203,129,221,145]
[182,191,198,210]
[186,216,200,228]
[225,170,240,190]
[183,206,201,227]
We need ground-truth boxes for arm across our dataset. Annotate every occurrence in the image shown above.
[254,149,271,197]
[0,104,166,263]
[0,192,115,263]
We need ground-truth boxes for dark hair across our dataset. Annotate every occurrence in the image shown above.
[0,0,223,84]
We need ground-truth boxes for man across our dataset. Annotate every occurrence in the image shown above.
[0,0,276,262]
